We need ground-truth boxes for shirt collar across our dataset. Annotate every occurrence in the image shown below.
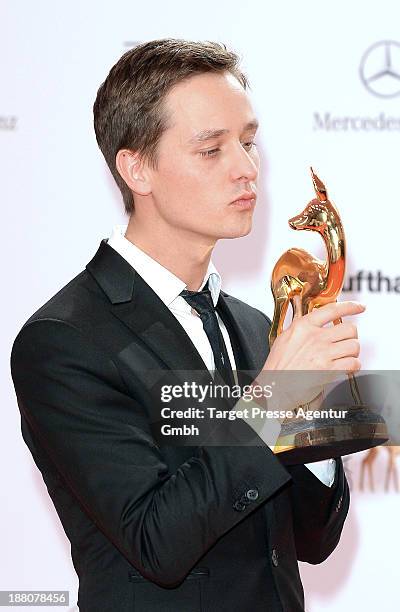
[107,224,222,308]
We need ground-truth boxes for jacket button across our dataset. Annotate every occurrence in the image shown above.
[233,500,246,512]
[245,488,259,501]
[271,548,279,567]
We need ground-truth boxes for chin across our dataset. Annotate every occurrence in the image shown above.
[217,221,253,240]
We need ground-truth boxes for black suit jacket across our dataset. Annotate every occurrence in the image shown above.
[10,239,349,612]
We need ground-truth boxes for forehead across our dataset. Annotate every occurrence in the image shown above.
[163,72,256,137]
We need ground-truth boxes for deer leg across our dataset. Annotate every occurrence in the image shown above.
[333,309,363,406]
[385,457,398,492]
[269,279,290,347]
[359,460,365,491]
[385,460,392,492]
[368,463,374,492]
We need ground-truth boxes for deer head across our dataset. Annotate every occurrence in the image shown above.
[288,168,340,237]
[289,201,330,234]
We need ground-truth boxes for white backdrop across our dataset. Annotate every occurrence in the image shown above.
[1,1,399,610]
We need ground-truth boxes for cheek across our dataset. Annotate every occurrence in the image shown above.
[157,156,215,202]
[150,160,206,223]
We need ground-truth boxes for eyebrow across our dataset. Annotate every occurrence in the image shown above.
[187,119,259,145]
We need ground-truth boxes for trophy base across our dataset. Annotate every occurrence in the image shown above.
[274,404,388,465]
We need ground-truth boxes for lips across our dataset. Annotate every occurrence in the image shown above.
[230,191,257,204]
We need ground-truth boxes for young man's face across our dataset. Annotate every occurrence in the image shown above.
[146,71,260,243]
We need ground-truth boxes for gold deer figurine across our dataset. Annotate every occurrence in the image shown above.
[269,168,345,344]
[360,446,400,492]
[269,167,362,407]
[269,169,388,464]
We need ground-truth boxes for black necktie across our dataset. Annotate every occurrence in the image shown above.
[180,284,235,388]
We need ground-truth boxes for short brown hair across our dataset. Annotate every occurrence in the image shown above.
[93,38,249,214]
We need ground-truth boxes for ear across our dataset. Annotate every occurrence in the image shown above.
[115,149,152,196]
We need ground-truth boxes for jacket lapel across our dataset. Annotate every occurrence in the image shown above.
[86,240,271,389]
[86,240,212,381]
[217,292,271,385]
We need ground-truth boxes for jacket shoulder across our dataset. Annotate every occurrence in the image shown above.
[220,290,272,327]
[18,268,106,332]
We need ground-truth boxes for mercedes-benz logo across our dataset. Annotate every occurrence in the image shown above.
[360,40,400,98]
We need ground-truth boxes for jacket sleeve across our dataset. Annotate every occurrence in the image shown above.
[10,318,292,587]
[256,308,350,563]
[286,458,350,564]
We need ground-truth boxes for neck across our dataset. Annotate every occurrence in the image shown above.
[320,216,346,297]
[124,211,215,291]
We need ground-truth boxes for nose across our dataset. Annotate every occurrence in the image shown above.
[229,142,259,183]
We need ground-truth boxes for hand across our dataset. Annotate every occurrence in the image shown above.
[255,301,365,422]
[264,300,364,372]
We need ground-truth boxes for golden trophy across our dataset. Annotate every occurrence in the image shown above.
[269,168,388,464]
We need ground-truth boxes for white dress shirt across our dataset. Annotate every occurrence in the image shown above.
[107,224,336,487]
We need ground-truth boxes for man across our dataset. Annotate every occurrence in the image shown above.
[11,39,362,611]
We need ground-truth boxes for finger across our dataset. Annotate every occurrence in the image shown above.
[292,294,303,320]
[330,339,360,360]
[308,301,365,327]
[330,356,361,372]
[326,322,358,342]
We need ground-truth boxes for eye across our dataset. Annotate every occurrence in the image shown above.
[242,141,257,151]
[199,148,220,158]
